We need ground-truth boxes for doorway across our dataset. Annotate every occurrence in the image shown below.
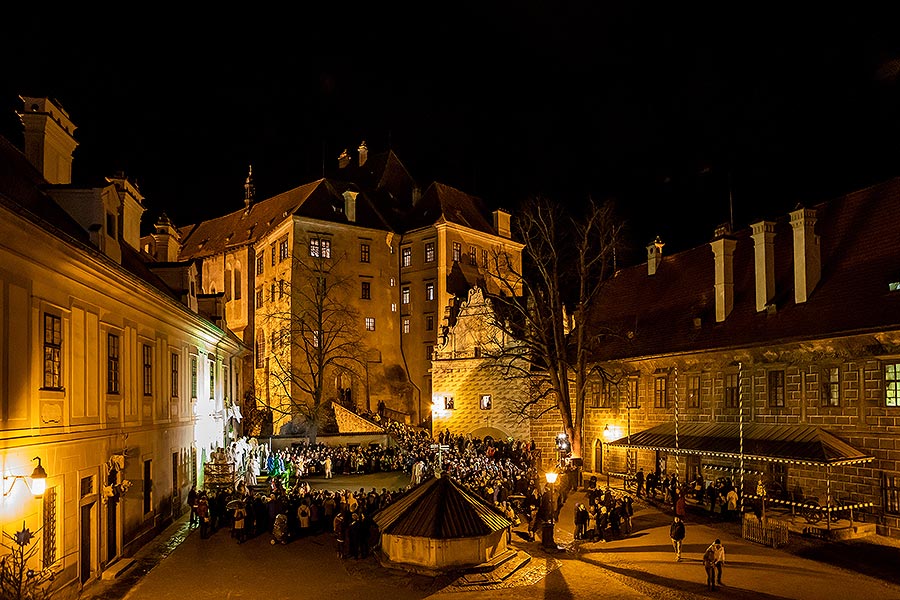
[80,502,94,583]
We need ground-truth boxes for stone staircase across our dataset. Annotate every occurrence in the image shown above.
[454,549,532,586]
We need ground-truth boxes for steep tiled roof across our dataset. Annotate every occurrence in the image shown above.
[179,179,392,260]
[608,422,872,465]
[589,178,900,360]
[405,182,496,234]
[373,475,511,538]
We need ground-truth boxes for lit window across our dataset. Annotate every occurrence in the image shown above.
[391,303,397,312]
[256,253,264,275]
[191,356,199,397]
[365,317,375,331]
[687,374,700,408]
[469,246,477,265]
[425,241,435,263]
[390,277,395,287]
[402,318,410,334]
[402,247,411,267]
[142,344,153,396]
[107,333,120,394]
[402,287,410,304]
[425,282,434,301]
[768,370,785,407]
[279,237,290,262]
[444,396,454,410]
[255,332,264,369]
[822,366,840,407]
[309,238,331,258]
[480,394,492,410]
[361,281,371,299]
[43,313,62,390]
[209,358,215,400]
[885,362,900,407]
[360,243,370,263]
[452,242,461,262]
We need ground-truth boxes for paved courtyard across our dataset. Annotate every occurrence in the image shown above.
[81,473,900,600]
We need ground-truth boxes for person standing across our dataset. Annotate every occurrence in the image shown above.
[635,468,645,498]
[675,490,687,521]
[726,487,739,521]
[669,515,685,561]
[187,485,198,527]
[233,502,247,544]
[324,455,333,479]
[197,493,210,539]
[702,544,717,590]
[707,538,726,585]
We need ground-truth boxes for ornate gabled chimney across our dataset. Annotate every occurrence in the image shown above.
[17,96,78,184]
[710,224,737,322]
[358,141,368,166]
[152,212,182,262]
[338,149,351,169]
[647,236,664,275]
[790,206,820,304]
[243,165,255,212]
[750,220,776,312]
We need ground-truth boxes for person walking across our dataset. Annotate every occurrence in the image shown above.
[635,468,645,498]
[707,538,726,585]
[669,515,685,561]
[187,485,198,527]
[702,544,717,590]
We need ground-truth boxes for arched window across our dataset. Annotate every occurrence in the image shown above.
[225,267,232,300]
[234,264,242,300]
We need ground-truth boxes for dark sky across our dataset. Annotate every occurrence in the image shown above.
[3,6,899,265]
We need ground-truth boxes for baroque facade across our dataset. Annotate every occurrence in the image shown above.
[1,97,247,595]
[176,144,523,431]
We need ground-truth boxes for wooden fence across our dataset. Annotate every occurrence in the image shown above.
[742,513,789,548]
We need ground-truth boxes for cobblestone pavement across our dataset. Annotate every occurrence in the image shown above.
[79,475,900,600]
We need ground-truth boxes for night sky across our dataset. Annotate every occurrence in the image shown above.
[2,6,899,266]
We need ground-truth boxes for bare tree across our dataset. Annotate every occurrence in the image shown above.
[480,195,622,461]
[260,245,367,441]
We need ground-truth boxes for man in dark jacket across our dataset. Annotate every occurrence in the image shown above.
[669,515,686,561]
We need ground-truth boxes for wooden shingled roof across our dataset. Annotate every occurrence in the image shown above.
[607,422,873,466]
[372,474,511,539]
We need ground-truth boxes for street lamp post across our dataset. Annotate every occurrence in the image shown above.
[542,470,559,550]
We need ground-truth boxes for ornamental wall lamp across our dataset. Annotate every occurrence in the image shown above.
[3,457,48,498]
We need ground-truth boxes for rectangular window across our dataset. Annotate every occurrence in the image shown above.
[482,249,489,268]
[256,288,263,307]
[391,303,397,312]
[401,246,411,267]
[724,372,739,408]
[469,245,477,265]
[425,282,435,301]
[425,314,434,331]
[309,238,331,258]
[107,333,120,394]
[425,241,435,263]
[591,382,602,408]
[209,359,215,400]
[687,374,701,408]
[822,366,840,407]
[360,243,370,263]
[191,356,198,398]
[143,459,152,514]
[361,281,371,299]
[365,317,375,331]
[43,313,62,389]
[270,282,276,302]
[768,370,785,407]
[601,382,613,408]
[42,486,57,568]
[885,362,900,407]
[279,237,289,262]
[426,345,434,360]
[480,394,492,410]
[654,376,667,408]
[444,396,454,410]
[402,318,410,334]
[256,253,264,275]
[625,378,639,408]
[142,344,153,396]
[452,242,461,262]
[270,242,276,266]
[171,353,179,398]
[402,287,410,305]
[884,472,900,514]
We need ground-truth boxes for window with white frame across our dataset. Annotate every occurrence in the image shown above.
[452,242,461,262]
[822,366,840,407]
[401,246,411,267]
[309,237,331,258]
[365,317,375,331]
[402,287,410,305]
[687,374,701,408]
[191,355,199,398]
[360,242,370,263]
[402,318,410,334]
[885,362,900,407]
[256,252,264,275]
[425,282,434,301]
[279,236,290,262]
[425,241,435,263]
[107,333,120,394]
[43,313,62,390]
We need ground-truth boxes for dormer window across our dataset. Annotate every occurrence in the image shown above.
[106,212,116,237]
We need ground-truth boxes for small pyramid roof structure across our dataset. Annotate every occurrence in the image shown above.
[373,474,511,539]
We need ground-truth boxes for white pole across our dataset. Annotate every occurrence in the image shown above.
[674,366,679,480]
[739,361,744,515]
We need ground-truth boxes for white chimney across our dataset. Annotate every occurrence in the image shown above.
[342,191,358,223]
[750,220,776,312]
[647,236,664,275]
[17,96,78,184]
[493,208,511,238]
[790,207,821,304]
[710,225,737,322]
[358,141,368,166]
